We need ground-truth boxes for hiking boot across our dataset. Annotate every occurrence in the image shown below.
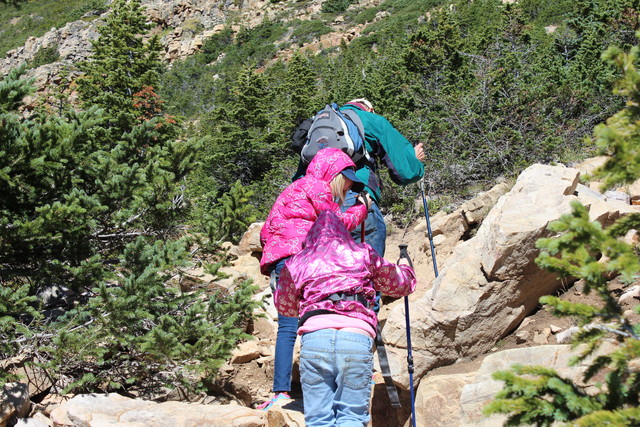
[256,392,291,411]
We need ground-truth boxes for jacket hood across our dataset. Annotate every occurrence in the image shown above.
[305,147,357,183]
[302,210,358,251]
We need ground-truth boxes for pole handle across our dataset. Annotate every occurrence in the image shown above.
[397,244,414,269]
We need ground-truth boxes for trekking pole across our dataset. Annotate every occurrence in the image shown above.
[359,191,368,245]
[360,194,402,408]
[420,179,439,278]
[398,244,417,427]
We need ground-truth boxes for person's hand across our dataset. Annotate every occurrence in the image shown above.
[414,143,425,161]
[357,192,372,211]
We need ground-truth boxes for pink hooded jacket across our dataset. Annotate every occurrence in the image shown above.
[259,148,367,275]
[275,210,416,331]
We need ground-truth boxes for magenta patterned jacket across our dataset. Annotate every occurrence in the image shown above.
[275,210,416,330]
[259,148,367,275]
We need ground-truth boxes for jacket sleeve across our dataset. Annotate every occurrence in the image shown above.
[369,248,416,298]
[274,265,300,317]
[365,113,424,185]
[308,182,367,231]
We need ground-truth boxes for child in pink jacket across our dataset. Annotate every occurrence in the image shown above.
[275,210,416,426]
[258,147,370,409]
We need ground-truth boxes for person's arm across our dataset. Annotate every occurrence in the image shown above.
[274,266,300,317]
[369,248,417,297]
[365,114,425,185]
[308,182,367,231]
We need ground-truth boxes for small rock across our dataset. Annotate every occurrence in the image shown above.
[15,415,51,427]
[556,326,580,344]
[238,222,264,255]
[619,285,640,304]
[515,331,530,344]
[604,190,631,204]
[231,341,261,364]
[517,318,532,331]
[219,363,235,373]
[549,324,562,334]
[532,331,548,345]
[623,229,639,246]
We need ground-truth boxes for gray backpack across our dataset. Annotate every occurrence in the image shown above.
[300,103,370,165]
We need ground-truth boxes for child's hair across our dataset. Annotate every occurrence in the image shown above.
[330,173,348,206]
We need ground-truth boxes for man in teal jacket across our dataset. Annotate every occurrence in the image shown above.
[340,98,425,257]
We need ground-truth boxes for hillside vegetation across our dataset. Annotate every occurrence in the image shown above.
[1,0,639,407]
[160,0,636,222]
[0,0,107,58]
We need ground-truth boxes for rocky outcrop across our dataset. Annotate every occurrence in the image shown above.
[0,0,230,77]
[416,344,598,427]
[0,19,99,77]
[381,162,639,389]
[49,393,265,426]
[1,0,388,102]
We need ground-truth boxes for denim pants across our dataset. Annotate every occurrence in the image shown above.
[300,329,374,426]
[342,190,386,257]
[271,258,298,393]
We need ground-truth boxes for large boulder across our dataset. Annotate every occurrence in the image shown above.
[50,393,265,426]
[414,344,595,426]
[382,164,583,388]
[384,180,512,310]
[414,372,475,427]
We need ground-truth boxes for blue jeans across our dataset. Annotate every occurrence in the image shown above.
[271,258,298,393]
[342,190,386,257]
[300,329,374,426]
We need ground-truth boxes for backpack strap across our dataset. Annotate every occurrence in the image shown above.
[326,292,371,308]
[342,108,373,165]
[375,326,402,408]
[298,293,371,328]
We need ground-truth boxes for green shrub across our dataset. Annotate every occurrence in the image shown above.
[354,7,378,25]
[321,0,355,14]
[290,19,332,45]
[42,237,262,394]
[27,44,60,69]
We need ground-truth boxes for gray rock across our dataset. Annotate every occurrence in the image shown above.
[51,393,265,427]
[556,326,580,344]
[0,382,30,427]
[14,417,49,427]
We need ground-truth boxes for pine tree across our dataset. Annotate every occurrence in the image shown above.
[43,237,262,393]
[403,8,468,93]
[282,51,318,126]
[484,35,640,426]
[0,0,263,396]
[206,180,258,244]
[75,0,163,130]
[200,65,281,195]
